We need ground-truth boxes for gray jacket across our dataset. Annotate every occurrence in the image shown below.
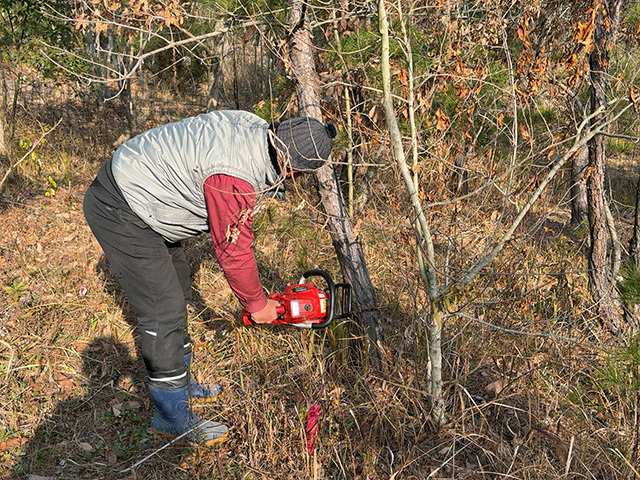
[111,110,281,242]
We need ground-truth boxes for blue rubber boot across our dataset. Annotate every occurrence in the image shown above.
[148,384,228,445]
[184,352,223,403]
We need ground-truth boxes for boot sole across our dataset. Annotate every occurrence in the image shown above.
[153,428,229,446]
[190,390,224,404]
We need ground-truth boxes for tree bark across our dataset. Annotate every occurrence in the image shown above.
[0,66,7,161]
[566,86,589,224]
[587,0,623,332]
[0,117,6,162]
[571,146,589,224]
[630,174,640,267]
[286,0,383,356]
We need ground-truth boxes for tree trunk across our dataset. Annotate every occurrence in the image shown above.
[0,66,8,161]
[378,0,443,426]
[86,28,107,103]
[630,174,640,267]
[571,146,589,224]
[286,0,383,357]
[587,0,623,332]
[566,89,589,224]
[0,116,6,161]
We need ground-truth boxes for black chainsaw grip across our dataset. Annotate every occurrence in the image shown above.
[300,269,336,329]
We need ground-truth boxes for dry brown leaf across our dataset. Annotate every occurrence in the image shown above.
[112,400,141,417]
[486,377,508,396]
[111,402,123,417]
[0,437,28,450]
[124,400,141,410]
[105,447,117,465]
[54,372,76,392]
[78,442,93,452]
[435,109,450,132]
[75,341,91,353]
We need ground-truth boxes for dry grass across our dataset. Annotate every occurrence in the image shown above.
[2,91,640,480]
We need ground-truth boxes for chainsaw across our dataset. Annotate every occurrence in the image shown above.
[243,269,352,329]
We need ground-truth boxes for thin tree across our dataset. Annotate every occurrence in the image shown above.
[587,0,625,332]
[377,0,635,428]
[285,0,383,357]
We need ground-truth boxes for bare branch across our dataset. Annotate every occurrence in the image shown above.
[445,101,634,295]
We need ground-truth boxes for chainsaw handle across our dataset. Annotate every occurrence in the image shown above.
[243,303,285,324]
[299,269,336,329]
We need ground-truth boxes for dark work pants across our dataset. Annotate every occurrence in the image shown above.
[83,173,192,389]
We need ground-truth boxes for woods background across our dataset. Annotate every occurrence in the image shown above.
[2,0,640,478]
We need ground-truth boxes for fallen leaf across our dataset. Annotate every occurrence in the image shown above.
[486,377,508,396]
[105,447,117,466]
[438,445,451,456]
[0,437,28,450]
[112,403,123,417]
[124,400,141,410]
[78,442,93,452]
[112,401,141,417]
[75,341,90,353]
[54,372,76,392]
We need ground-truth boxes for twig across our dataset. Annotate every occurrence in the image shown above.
[0,119,63,192]
[119,423,201,474]
[426,439,473,479]
[457,312,584,343]
[610,447,640,477]
[565,435,575,476]
[0,339,14,384]
[39,18,263,88]
[216,449,225,479]
[600,132,640,142]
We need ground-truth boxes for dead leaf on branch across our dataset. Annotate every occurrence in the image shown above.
[397,68,409,89]
[435,109,450,133]
[612,72,623,90]
[514,82,528,98]
[574,20,595,48]
[103,0,120,12]
[517,23,531,48]
[519,124,533,144]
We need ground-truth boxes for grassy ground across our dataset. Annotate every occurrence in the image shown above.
[1,92,640,479]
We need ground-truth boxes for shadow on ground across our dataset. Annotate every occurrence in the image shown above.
[12,337,152,478]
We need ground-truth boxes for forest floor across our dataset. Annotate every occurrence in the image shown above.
[1,93,640,480]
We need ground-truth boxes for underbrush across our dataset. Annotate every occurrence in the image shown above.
[1,96,640,479]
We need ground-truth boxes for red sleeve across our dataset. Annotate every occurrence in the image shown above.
[204,174,267,313]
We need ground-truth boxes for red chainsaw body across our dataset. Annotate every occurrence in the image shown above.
[243,283,328,326]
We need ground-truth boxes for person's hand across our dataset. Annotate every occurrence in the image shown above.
[250,299,280,324]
